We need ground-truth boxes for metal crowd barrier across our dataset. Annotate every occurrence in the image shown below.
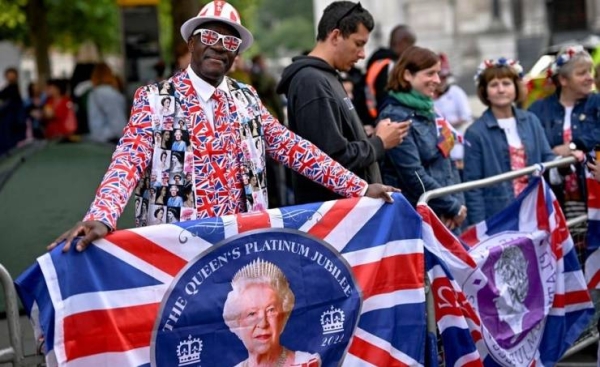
[417,156,600,365]
[0,263,44,367]
[561,214,599,361]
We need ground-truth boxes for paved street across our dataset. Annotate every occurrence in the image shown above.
[0,140,136,366]
[0,140,135,313]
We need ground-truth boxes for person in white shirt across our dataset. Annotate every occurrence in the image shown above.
[434,53,471,171]
[434,53,472,132]
[463,58,579,225]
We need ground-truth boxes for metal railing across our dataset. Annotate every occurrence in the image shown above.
[0,263,44,367]
[418,156,577,204]
[0,263,24,366]
[561,215,599,361]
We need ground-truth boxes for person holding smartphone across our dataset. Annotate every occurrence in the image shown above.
[377,46,466,231]
[276,1,410,205]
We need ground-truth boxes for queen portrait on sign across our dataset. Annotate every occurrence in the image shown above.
[223,258,321,367]
[493,246,530,340]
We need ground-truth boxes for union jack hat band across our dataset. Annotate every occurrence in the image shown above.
[181,0,254,52]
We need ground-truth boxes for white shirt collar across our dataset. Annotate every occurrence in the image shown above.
[186,65,229,102]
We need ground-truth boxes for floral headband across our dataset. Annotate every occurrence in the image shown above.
[473,57,524,84]
[547,45,587,78]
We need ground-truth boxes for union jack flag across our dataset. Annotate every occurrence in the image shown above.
[427,177,593,366]
[16,195,429,366]
[584,170,600,289]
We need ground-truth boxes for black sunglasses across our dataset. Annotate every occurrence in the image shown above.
[335,2,362,30]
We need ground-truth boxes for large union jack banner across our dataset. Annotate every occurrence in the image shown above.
[15,180,593,367]
[16,195,429,367]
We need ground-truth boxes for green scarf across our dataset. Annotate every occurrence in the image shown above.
[389,90,435,119]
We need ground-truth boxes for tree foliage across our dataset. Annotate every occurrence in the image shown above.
[46,0,120,53]
[0,0,28,42]
[0,0,119,53]
[253,0,314,57]
[0,0,313,81]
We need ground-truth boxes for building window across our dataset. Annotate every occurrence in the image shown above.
[547,0,587,31]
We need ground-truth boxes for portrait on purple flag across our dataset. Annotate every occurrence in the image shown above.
[465,231,554,365]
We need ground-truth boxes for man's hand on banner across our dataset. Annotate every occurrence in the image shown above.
[48,220,110,252]
[365,184,401,203]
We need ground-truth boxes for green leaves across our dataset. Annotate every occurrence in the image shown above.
[0,0,27,42]
[48,0,119,53]
[0,0,27,28]
[0,0,119,52]
[0,0,315,65]
[253,0,314,57]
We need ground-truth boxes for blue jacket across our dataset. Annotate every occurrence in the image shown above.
[528,92,600,205]
[463,108,556,224]
[378,96,464,217]
[528,92,600,152]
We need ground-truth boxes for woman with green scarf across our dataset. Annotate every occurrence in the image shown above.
[378,46,466,231]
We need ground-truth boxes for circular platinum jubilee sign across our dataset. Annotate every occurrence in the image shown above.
[151,229,362,367]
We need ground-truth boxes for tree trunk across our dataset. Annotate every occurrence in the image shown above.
[171,0,203,66]
[25,0,51,85]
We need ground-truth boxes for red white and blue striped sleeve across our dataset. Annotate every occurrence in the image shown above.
[256,88,368,198]
[83,86,154,229]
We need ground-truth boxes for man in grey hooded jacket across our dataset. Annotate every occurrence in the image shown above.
[277,1,410,205]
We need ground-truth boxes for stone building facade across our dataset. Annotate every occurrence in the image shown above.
[313,0,600,92]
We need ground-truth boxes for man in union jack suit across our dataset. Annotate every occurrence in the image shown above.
[49,0,396,252]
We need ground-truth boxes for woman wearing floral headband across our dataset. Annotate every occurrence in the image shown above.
[463,58,558,225]
[377,46,466,231]
[528,45,600,218]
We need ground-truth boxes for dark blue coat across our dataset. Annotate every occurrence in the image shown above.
[378,96,464,217]
[463,108,556,224]
[528,92,600,152]
[528,92,600,205]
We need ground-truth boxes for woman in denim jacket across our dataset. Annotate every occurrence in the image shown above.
[463,59,557,225]
[378,46,467,231]
[528,45,600,218]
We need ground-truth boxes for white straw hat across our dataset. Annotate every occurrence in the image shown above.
[180,1,254,53]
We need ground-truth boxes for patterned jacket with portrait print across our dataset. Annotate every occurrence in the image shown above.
[83,69,367,229]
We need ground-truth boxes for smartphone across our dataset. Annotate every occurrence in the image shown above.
[588,153,596,165]
[595,144,600,163]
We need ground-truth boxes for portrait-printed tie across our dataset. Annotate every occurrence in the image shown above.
[211,88,227,132]
[208,87,241,215]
